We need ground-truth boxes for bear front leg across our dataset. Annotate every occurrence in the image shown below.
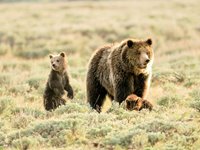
[64,73,74,99]
[141,75,151,99]
[114,81,132,104]
[64,84,74,99]
[134,73,151,99]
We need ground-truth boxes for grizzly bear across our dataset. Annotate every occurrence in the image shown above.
[125,94,153,111]
[86,38,154,112]
[43,52,74,111]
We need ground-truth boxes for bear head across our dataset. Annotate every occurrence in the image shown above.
[121,38,154,74]
[125,94,153,111]
[49,52,67,72]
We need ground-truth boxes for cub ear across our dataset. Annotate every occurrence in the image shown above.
[146,38,152,46]
[60,52,66,57]
[127,40,134,48]
[49,54,53,59]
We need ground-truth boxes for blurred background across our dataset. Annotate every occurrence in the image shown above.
[0,0,200,149]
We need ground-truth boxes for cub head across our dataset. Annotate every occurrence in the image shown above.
[49,52,67,72]
[125,94,153,111]
[122,38,154,74]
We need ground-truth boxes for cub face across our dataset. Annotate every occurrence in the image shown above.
[126,38,154,71]
[125,94,153,111]
[49,52,66,72]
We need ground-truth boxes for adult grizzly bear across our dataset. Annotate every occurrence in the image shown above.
[86,38,154,112]
[43,52,74,111]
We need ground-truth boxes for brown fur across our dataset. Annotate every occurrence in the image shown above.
[43,52,74,111]
[125,94,153,111]
[86,38,154,112]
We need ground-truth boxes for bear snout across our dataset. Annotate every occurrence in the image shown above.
[140,52,150,66]
[145,59,150,64]
[52,64,57,70]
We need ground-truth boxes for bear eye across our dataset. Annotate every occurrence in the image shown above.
[56,60,59,62]
[137,52,141,55]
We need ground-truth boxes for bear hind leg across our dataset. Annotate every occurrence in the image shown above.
[44,97,66,111]
[87,81,107,113]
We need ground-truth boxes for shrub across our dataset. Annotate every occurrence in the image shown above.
[11,137,39,150]
[12,107,45,119]
[190,90,200,112]
[0,132,5,146]
[7,118,86,147]
[148,132,166,145]
[24,94,40,102]
[27,76,45,89]
[104,129,147,149]
[157,95,182,107]
[0,44,8,56]
[0,96,15,115]
[152,71,185,84]
[136,119,176,134]
[87,124,112,138]
[12,115,34,129]
[0,73,11,86]
[54,102,89,115]
[15,49,50,59]
[9,84,30,95]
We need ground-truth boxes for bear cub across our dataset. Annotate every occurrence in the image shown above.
[43,52,74,111]
[125,94,153,111]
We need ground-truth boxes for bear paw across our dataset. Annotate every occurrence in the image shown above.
[125,94,153,111]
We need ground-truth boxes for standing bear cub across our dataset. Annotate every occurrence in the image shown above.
[43,52,74,111]
[86,38,154,112]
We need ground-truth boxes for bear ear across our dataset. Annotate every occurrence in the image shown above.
[60,52,66,57]
[146,38,152,46]
[49,54,53,59]
[127,40,134,48]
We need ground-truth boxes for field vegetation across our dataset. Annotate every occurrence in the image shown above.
[0,0,200,149]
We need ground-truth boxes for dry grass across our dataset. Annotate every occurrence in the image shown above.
[0,0,200,149]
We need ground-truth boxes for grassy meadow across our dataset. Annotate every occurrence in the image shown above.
[0,0,200,149]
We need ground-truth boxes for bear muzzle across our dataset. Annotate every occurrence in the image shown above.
[52,64,59,70]
[139,52,150,68]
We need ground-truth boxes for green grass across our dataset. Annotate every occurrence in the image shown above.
[0,0,200,149]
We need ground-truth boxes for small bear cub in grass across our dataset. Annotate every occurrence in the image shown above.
[43,52,74,111]
[125,94,153,111]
